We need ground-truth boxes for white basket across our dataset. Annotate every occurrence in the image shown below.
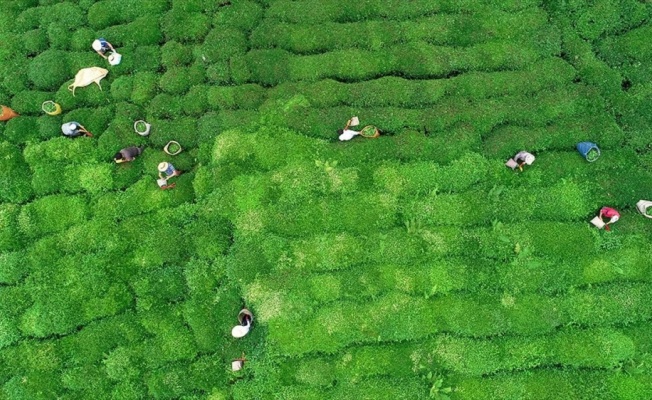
[349,116,360,126]
[156,178,168,188]
[134,120,151,136]
[108,53,122,65]
[636,200,652,219]
[590,216,605,229]
[163,141,182,155]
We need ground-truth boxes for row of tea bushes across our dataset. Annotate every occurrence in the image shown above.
[232,40,554,85]
[451,369,652,400]
[544,0,651,41]
[251,9,551,53]
[264,0,541,24]
[242,239,652,309]
[209,58,575,110]
[287,327,633,384]
[262,282,652,356]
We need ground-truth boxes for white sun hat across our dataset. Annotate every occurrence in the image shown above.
[91,39,102,51]
[231,324,250,338]
[524,154,535,165]
[157,162,169,172]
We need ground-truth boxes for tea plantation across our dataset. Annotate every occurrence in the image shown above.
[1,0,652,399]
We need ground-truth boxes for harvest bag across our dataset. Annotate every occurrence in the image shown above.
[576,142,600,162]
[590,216,605,229]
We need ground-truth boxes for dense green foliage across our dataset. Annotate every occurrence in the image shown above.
[0,0,651,399]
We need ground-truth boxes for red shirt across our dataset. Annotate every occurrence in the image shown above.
[600,207,620,218]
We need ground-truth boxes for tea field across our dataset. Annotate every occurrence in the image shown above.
[1,0,652,399]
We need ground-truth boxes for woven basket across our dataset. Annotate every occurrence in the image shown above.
[41,101,62,116]
[359,125,380,138]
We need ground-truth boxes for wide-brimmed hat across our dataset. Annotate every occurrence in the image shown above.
[231,324,250,338]
[157,162,169,172]
[524,154,535,165]
[91,39,102,51]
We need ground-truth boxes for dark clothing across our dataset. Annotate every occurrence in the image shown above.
[119,146,143,161]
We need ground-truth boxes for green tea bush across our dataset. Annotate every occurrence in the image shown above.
[27,50,70,91]
[122,46,163,74]
[252,9,550,53]
[214,0,263,31]
[17,194,89,238]
[2,372,63,399]
[139,308,198,367]
[159,64,205,95]
[3,116,40,144]
[265,0,539,24]
[46,23,72,51]
[605,25,652,64]
[0,141,33,203]
[10,90,53,114]
[206,61,231,84]
[98,16,163,47]
[161,41,193,68]
[250,378,426,400]
[150,117,197,148]
[69,27,95,52]
[14,6,42,32]
[0,251,27,285]
[131,72,159,105]
[0,289,25,350]
[161,9,211,43]
[133,266,186,311]
[266,282,652,356]
[110,76,133,102]
[39,2,84,28]
[0,57,31,96]
[181,85,208,116]
[147,93,182,119]
[22,28,48,55]
[431,328,633,375]
[207,84,266,110]
[87,0,170,30]
[145,364,195,399]
[200,28,248,63]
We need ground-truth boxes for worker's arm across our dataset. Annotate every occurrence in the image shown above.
[79,126,93,137]
[95,50,108,59]
[107,42,115,52]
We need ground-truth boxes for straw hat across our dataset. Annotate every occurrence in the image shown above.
[157,162,169,172]
[231,324,250,338]
[91,39,102,51]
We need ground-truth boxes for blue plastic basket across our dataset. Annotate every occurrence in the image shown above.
[576,142,600,162]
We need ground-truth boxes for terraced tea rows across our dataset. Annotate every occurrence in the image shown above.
[0,0,651,399]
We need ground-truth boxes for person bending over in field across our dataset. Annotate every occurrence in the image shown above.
[157,162,181,190]
[114,146,144,164]
[507,150,535,171]
[599,206,620,230]
[158,162,181,180]
[61,122,92,138]
[92,38,115,59]
[338,117,361,141]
